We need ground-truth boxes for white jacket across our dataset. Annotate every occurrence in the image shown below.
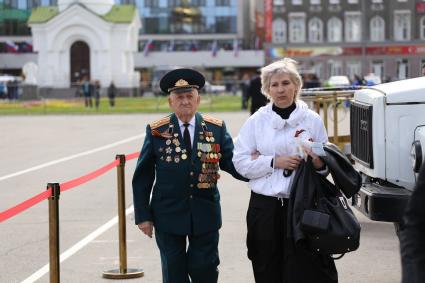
[233,100,328,198]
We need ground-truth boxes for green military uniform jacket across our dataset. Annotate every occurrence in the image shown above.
[132,112,246,236]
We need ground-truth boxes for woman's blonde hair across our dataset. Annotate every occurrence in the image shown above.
[260,58,303,99]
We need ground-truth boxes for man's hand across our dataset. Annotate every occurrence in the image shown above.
[274,155,302,170]
[138,221,154,238]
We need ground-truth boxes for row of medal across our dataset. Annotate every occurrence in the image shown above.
[197,137,221,189]
[159,133,188,163]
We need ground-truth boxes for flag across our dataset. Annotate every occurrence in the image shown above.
[143,39,153,57]
[168,40,175,52]
[255,37,261,50]
[233,38,239,57]
[5,41,18,53]
[19,41,33,53]
[211,40,218,57]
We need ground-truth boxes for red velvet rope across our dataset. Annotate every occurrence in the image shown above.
[0,152,141,223]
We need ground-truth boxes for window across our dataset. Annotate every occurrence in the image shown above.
[274,0,284,5]
[310,0,320,4]
[289,13,306,43]
[272,18,287,44]
[292,0,302,4]
[394,11,411,41]
[327,17,342,42]
[397,59,408,80]
[345,12,361,42]
[309,18,323,42]
[372,61,384,80]
[420,16,425,39]
[370,16,385,41]
[329,0,339,4]
[145,0,159,7]
[371,0,382,3]
[348,0,358,3]
[347,62,362,81]
[328,60,343,76]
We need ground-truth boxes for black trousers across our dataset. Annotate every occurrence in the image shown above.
[246,191,338,283]
[155,229,219,283]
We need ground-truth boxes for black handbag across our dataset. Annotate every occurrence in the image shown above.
[300,159,361,256]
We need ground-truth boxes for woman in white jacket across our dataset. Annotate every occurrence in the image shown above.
[233,58,338,283]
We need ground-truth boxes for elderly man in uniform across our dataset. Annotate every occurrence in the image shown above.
[132,68,247,283]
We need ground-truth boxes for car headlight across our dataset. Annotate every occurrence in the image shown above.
[411,141,422,173]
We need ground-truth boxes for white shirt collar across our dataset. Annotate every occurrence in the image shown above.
[177,115,196,128]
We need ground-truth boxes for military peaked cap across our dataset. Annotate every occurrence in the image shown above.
[160,68,205,94]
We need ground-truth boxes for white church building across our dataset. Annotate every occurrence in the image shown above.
[28,0,141,90]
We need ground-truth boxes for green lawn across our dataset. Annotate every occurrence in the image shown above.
[0,95,245,115]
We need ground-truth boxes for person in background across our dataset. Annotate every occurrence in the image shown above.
[132,68,247,283]
[81,76,92,108]
[94,80,101,110]
[240,73,250,110]
[247,70,268,115]
[107,81,116,107]
[232,58,337,283]
[400,164,425,283]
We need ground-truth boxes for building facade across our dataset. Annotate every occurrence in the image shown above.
[263,0,425,82]
[0,0,263,87]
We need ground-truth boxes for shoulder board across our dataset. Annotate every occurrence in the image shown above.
[202,114,223,127]
[150,116,171,130]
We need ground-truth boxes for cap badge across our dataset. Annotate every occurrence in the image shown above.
[175,79,189,87]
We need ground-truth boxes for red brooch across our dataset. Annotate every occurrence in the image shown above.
[294,129,305,137]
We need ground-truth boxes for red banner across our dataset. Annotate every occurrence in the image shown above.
[264,0,273,43]
[416,3,425,13]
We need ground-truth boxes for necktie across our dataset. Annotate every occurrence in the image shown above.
[183,123,191,156]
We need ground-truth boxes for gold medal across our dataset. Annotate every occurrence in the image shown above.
[181,153,187,160]
[210,137,215,142]
[206,136,210,142]
[175,147,181,153]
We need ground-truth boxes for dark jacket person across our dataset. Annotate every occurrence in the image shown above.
[400,164,425,283]
[132,68,246,283]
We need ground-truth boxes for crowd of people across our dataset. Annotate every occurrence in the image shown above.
[77,77,116,109]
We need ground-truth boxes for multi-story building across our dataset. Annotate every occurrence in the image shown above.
[0,0,263,87]
[262,0,425,82]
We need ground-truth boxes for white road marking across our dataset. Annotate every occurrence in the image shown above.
[0,134,145,182]
[21,205,134,283]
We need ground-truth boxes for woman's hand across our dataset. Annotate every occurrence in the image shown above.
[274,155,302,170]
[251,150,260,161]
[302,145,325,170]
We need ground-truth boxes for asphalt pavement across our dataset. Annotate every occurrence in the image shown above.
[0,110,401,283]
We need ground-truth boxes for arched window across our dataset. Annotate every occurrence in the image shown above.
[421,16,425,40]
[309,17,323,42]
[272,18,287,44]
[370,16,385,42]
[327,17,342,42]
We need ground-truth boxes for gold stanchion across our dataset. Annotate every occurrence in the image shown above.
[103,155,144,279]
[47,183,60,283]
[323,99,329,132]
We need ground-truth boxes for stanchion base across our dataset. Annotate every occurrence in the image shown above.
[103,268,144,279]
